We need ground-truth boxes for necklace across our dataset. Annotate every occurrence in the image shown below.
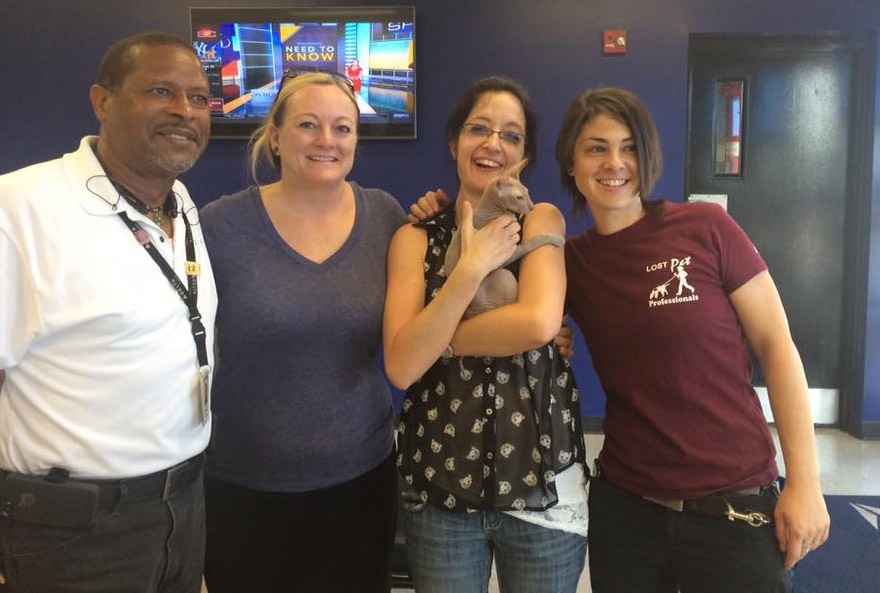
[145,204,165,226]
[107,178,177,226]
[91,147,177,226]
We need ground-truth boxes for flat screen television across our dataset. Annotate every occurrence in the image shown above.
[190,6,416,140]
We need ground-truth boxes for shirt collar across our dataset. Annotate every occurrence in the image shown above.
[65,136,186,221]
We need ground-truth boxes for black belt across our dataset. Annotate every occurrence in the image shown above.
[0,454,204,511]
[644,482,776,512]
[90,454,204,508]
[596,474,776,527]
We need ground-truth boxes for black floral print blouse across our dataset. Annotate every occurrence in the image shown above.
[397,208,585,512]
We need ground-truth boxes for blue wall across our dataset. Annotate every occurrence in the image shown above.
[2,0,879,430]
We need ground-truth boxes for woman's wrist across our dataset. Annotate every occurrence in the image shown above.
[452,256,490,285]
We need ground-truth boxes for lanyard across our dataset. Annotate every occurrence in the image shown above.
[117,211,209,370]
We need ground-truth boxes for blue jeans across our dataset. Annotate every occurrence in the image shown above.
[402,502,586,593]
[588,476,792,593]
[0,464,204,593]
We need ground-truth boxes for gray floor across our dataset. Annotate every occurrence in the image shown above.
[392,427,880,593]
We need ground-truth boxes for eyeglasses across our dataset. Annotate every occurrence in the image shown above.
[460,123,526,147]
[280,67,355,93]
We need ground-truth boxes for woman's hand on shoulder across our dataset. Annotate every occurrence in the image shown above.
[408,189,451,224]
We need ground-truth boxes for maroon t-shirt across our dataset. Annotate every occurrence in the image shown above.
[566,200,778,499]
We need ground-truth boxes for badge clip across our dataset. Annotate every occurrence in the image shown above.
[197,365,211,425]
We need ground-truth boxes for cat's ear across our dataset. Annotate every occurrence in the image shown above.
[506,158,529,179]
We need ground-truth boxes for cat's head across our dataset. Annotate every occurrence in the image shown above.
[484,158,533,215]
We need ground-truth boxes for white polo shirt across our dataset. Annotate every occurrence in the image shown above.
[0,137,217,479]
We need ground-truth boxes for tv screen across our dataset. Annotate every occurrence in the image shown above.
[190,6,416,140]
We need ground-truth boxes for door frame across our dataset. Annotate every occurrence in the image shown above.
[685,33,877,438]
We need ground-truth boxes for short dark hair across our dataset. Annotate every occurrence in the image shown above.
[96,32,199,92]
[555,88,663,215]
[445,75,538,167]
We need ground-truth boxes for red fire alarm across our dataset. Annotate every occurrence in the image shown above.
[604,29,627,55]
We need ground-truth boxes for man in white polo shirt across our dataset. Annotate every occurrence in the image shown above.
[0,32,215,592]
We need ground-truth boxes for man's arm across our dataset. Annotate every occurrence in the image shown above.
[0,225,42,370]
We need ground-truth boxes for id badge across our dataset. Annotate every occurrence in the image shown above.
[197,365,211,425]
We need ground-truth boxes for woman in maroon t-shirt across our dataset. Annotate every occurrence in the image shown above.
[555,88,829,593]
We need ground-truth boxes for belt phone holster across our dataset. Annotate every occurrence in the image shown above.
[0,468,99,529]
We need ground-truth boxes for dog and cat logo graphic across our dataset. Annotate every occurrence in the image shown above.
[647,256,699,307]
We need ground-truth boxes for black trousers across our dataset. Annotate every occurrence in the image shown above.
[587,476,792,593]
[0,461,205,593]
[204,451,398,593]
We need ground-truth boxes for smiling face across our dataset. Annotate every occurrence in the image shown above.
[269,83,358,188]
[450,91,527,202]
[93,44,210,181]
[570,113,644,228]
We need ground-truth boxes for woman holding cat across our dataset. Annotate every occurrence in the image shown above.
[199,72,405,593]
[384,76,588,593]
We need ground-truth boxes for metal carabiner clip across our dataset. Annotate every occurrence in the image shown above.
[723,499,772,527]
